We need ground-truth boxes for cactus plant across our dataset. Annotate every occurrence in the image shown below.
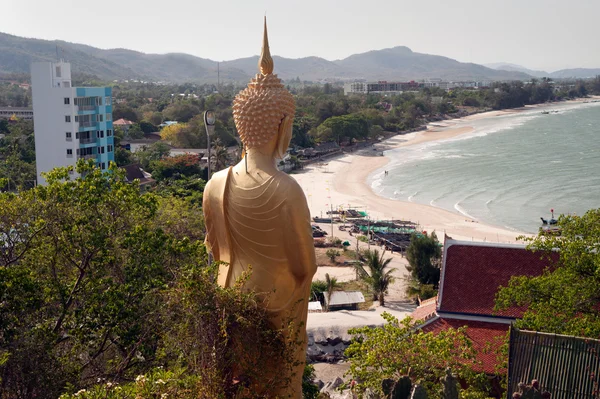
[512,379,551,399]
[381,376,412,399]
[441,368,459,399]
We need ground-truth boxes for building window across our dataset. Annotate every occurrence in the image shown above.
[99,146,105,154]
[101,131,104,138]
[56,66,62,77]
[106,114,112,121]
[65,115,71,123]
[64,97,70,105]
[107,144,113,152]
[107,129,112,137]
[105,97,111,106]
[66,149,73,157]
[98,114,104,122]
[66,132,72,140]
[76,132,79,139]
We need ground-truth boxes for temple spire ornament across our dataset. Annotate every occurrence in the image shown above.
[259,16,274,75]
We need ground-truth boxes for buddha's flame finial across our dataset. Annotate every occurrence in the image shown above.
[259,16,274,75]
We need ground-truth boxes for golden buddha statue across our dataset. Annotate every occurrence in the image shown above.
[202,18,317,398]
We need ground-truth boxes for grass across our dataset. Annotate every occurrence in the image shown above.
[338,279,374,310]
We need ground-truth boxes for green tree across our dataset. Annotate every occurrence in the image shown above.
[325,273,339,312]
[127,123,145,139]
[496,209,600,338]
[150,153,203,181]
[212,138,230,172]
[0,161,198,397]
[162,102,200,122]
[405,232,442,297]
[346,313,484,397]
[354,249,395,306]
[112,105,138,122]
[134,141,172,171]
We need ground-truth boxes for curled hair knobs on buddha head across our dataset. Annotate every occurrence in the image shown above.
[232,17,295,149]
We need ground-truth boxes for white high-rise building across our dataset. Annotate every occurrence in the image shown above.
[31,61,114,185]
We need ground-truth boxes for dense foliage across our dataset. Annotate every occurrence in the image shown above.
[496,208,600,338]
[346,313,490,398]
[0,119,36,190]
[405,232,442,301]
[0,162,294,399]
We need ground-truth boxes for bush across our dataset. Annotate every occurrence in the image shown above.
[326,249,341,262]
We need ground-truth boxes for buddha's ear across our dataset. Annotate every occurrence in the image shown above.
[275,115,293,160]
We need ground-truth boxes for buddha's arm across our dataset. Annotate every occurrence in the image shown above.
[202,180,220,260]
[282,183,317,282]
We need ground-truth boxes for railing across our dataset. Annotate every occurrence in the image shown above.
[79,121,95,128]
[79,136,95,144]
[78,154,96,160]
[77,105,96,111]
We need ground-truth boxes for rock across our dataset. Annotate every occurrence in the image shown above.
[327,337,343,346]
[314,379,325,390]
[331,377,344,389]
[363,388,380,399]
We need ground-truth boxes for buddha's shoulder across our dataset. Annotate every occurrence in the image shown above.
[274,172,305,200]
[204,168,230,200]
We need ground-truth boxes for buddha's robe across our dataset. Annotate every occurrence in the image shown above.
[203,166,317,398]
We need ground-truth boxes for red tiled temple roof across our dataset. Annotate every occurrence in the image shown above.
[438,242,558,318]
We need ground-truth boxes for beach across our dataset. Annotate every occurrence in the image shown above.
[293,108,530,245]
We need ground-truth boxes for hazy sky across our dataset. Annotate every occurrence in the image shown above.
[4,0,599,72]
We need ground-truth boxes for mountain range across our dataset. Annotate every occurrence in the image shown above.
[0,32,597,83]
[485,62,600,80]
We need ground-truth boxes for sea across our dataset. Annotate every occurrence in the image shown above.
[370,101,600,234]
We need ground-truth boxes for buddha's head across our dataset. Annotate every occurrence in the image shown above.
[232,18,295,159]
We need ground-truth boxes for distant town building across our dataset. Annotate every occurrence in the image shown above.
[0,107,34,120]
[113,118,134,132]
[344,79,493,95]
[344,81,422,95]
[159,121,179,128]
[31,61,114,185]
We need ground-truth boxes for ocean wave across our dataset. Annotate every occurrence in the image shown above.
[407,191,419,202]
[454,201,476,220]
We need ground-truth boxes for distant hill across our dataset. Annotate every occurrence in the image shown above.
[485,63,549,78]
[486,62,600,80]
[1,31,531,83]
[549,68,600,79]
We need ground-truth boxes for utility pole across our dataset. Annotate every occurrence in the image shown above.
[367,215,371,250]
[330,203,334,239]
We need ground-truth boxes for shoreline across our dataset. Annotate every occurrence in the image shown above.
[293,97,600,243]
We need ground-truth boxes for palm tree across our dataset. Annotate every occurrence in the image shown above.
[325,273,339,312]
[354,249,396,307]
[212,138,230,171]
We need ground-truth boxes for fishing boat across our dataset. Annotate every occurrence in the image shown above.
[540,208,561,235]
